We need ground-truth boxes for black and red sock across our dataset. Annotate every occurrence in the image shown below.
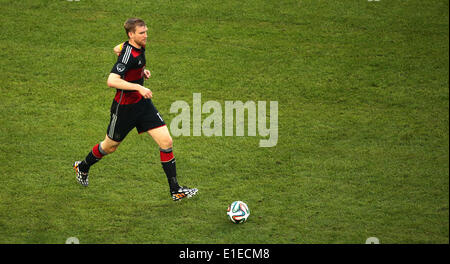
[79,143,107,172]
[160,148,180,192]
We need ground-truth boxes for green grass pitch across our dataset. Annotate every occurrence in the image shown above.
[0,0,448,243]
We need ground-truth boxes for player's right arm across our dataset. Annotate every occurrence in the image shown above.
[109,43,152,99]
[107,73,152,99]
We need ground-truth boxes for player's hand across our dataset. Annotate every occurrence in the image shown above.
[139,86,153,99]
[144,69,151,80]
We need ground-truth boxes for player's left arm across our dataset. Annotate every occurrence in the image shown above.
[113,42,124,56]
[141,45,151,80]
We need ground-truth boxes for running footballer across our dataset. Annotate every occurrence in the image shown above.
[73,18,198,201]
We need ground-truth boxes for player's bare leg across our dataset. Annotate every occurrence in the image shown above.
[147,125,198,201]
[100,134,121,154]
[147,125,173,149]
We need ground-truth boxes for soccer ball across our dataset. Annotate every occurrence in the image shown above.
[227,201,250,224]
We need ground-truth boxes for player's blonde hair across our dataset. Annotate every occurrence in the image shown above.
[124,18,146,39]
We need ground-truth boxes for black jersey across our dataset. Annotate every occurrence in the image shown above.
[110,41,146,105]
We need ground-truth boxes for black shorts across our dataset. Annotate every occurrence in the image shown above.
[106,98,166,142]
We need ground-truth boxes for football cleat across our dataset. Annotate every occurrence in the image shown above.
[73,161,89,187]
[171,186,198,201]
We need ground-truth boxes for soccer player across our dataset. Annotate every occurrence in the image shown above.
[73,18,198,201]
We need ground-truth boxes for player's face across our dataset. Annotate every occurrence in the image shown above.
[130,25,148,47]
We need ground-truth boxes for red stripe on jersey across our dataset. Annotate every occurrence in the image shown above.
[114,90,142,105]
[124,67,145,82]
[131,49,141,58]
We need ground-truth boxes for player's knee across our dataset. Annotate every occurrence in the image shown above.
[101,141,120,154]
[106,144,119,153]
[159,136,173,149]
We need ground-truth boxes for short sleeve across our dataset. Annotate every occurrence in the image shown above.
[110,44,133,78]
